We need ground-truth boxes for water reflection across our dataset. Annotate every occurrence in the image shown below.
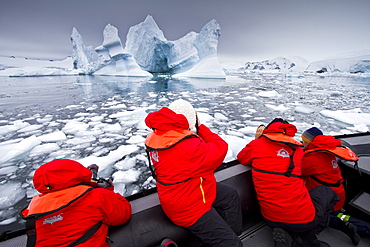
[0,75,226,116]
[74,75,226,93]
[71,75,226,105]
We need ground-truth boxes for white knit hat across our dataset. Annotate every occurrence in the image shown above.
[168,99,196,130]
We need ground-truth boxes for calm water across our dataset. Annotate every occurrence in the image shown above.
[0,75,226,114]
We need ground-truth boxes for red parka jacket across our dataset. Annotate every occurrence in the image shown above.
[301,135,350,211]
[20,159,131,247]
[145,107,228,227]
[237,122,316,224]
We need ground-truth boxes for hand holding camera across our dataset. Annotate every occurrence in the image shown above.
[87,164,114,190]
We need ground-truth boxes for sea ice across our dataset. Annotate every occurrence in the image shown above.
[126,135,146,145]
[78,144,140,177]
[214,113,228,121]
[221,135,251,162]
[0,182,25,210]
[62,121,89,135]
[114,157,137,171]
[265,104,289,112]
[0,136,41,164]
[37,131,67,142]
[0,216,17,225]
[112,169,141,184]
[29,143,60,157]
[321,108,370,125]
[294,105,316,114]
[0,121,30,136]
[258,90,281,98]
[0,166,18,175]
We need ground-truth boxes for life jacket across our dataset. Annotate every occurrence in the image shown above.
[305,145,358,161]
[262,132,303,146]
[304,145,358,187]
[20,185,100,247]
[145,128,199,186]
[145,128,198,151]
[252,133,303,178]
[23,185,93,217]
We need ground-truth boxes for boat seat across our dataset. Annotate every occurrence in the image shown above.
[349,191,370,216]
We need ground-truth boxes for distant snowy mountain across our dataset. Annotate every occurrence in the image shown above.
[224,52,370,76]
[241,57,294,71]
[227,56,309,74]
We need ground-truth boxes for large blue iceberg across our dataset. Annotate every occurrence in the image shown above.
[71,15,226,78]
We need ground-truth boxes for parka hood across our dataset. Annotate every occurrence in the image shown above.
[263,122,297,137]
[145,107,189,131]
[306,135,342,150]
[33,159,94,194]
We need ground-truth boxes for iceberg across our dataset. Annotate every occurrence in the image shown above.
[125,16,225,78]
[68,16,225,78]
[173,19,225,78]
[125,16,171,73]
[93,24,152,77]
[2,16,226,78]
[70,25,151,77]
[70,28,95,74]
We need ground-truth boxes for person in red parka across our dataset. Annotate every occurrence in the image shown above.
[237,118,339,247]
[301,127,365,245]
[20,159,132,247]
[145,99,243,247]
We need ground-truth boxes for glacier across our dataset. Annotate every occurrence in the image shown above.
[71,15,225,78]
[306,53,370,74]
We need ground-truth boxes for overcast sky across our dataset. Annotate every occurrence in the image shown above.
[1,0,369,63]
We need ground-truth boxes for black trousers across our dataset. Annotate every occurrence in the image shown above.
[186,182,243,247]
[329,210,370,236]
[266,186,339,244]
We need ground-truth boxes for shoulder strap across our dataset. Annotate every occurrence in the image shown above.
[66,221,102,247]
[252,167,301,178]
[285,143,296,177]
[26,217,36,247]
[310,175,342,187]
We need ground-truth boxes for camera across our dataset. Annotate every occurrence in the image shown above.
[87,164,113,189]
